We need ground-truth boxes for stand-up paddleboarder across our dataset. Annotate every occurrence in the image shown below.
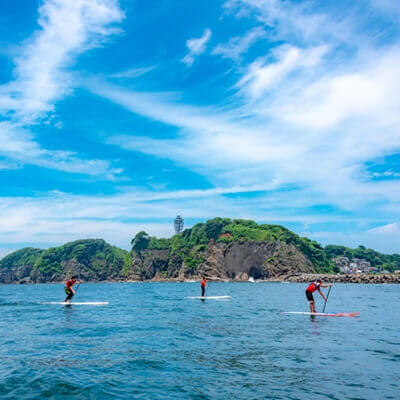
[305,279,332,313]
[64,276,81,303]
[201,276,207,297]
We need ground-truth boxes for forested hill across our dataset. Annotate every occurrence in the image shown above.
[1,218,399,284]
[0,239,128,284]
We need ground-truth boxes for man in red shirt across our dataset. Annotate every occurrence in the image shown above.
[201,276,207,297]
[305,278,332,313]
[64,276,80,303]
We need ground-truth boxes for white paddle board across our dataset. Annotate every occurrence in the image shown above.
[186,296,231,300]
[43,302,109,306]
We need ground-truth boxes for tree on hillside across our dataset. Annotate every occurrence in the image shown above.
[204,218,231,241]
[131,231,150,257]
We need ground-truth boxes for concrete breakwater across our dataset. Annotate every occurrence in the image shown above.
[280,273,400,284]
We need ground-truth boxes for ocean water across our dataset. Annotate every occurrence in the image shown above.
[0,282,399,400]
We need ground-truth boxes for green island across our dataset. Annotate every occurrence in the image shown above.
[1,218,399,284]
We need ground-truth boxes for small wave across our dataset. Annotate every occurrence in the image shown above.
[0,300,38,307]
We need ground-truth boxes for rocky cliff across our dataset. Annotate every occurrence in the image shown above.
[126,240,315,281]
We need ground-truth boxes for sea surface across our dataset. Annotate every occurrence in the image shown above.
[0,282,399,400]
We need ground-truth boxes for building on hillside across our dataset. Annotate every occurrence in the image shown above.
[333,256,350,273]
[333,256,371,274]
[352,258,372,273]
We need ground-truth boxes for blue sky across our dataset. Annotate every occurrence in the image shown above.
[1,0,400,257]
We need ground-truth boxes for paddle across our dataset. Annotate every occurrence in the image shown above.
[71,279,81,301]
[322,285,332,313]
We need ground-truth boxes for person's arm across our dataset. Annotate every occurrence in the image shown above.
[320,283,333,288]
[319,290,326,301]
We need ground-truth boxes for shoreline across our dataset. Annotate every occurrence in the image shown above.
[1,273,400,285]
[277,273,400,284]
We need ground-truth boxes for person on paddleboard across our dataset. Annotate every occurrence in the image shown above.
[64,276,81,303]
[305,278,332,313]
[201,276,207,297]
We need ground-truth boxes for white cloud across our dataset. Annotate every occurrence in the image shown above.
[111,65,157,79]
[0,120,116,176]
[4,0,124,119]
[302,229,400,254]
[368,223,400,235]
[0,186,391,251]
[212,26,266,60]
[370,0,400,19]
[0,0,124,176]
[372,170,400,178]
[88,66,400,211]
[273,50,400,130]
[237,44,328,100]
[0,187,277,248]
[79,0,400,253]
[182,29,212,66]
[1,186,399,252]
[224,0,354,44]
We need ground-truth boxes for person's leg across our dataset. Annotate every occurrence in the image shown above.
[64,289,73,302]
[201,286,205,297]
[306,291,315,313]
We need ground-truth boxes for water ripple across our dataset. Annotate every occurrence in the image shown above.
[0,282,399,399]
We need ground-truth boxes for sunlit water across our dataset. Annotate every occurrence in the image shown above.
[0,282,399,399]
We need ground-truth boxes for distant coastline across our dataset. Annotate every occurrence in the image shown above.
[3,273,399,285]
[2,219,400,285]
[144,274,400,284]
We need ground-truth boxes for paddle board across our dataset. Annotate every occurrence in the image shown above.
[43,302,109,306]
[282,311,360,317]
[186,296,231,300]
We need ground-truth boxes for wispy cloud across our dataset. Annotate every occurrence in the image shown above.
[0,121,116,175]
[2,0,400,254]
[0,0,124,176]
[212,26,266,60]
[368,223,400,236]
[89,79,400,223]
[0,187,394,251]
[370,0,400,19]
[86,1,400,226]
[3,0,124,119]
[182,28,212,66]
[269,49,400,130]
[224,0,354,44]
[236,44,328,100]
[372,170,400,178]
[111,65,157,79]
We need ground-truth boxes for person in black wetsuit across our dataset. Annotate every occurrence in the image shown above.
[201,277,207,297]
[305,278,332,312]
[64,276,80,302]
